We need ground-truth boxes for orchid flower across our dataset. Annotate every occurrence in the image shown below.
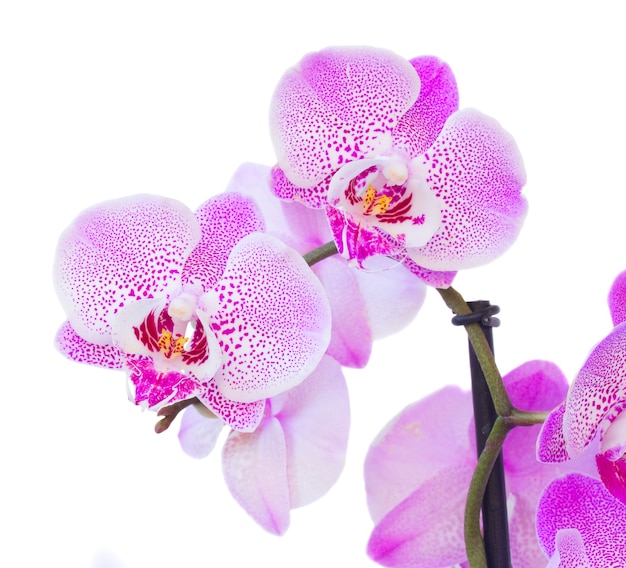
[364,361,596,568]
[54,193,331,432]
[537,269,626,503]
[536,473,626,566]
[270,46,527,279]
[178,354,349,534]
[226,162,433,369]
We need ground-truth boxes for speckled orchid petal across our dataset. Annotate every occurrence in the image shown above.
[392,56,459,157]
[204,233,331,403]
[270,166,332,209]
[365,386,475,523]
[536,474,626,565]
[178,404,224,459]
[222,414,291,535]
[54,195,200,345]
[563,323,626,458]
[197,380,265,433]
[537,402,571,463]
[367,465,472,568]
[402,256,457,288]
[407,108,527,271]
[545,529,591,568]
[270,46,420,192]
[55,320,123,369]
[608,270,626,326]
[182,193,265,293]
[276,355,349,508]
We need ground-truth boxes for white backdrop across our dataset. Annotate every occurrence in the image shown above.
[2,1,624,566]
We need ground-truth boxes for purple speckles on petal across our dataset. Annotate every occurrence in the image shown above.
[392,56,459,157]
[270,46,420,190]
[182,193,265,292]
[55,320,123,369]
[197,380,265,432]
[563,323,626,457]
[536,474,626,564]
[206,233,331,403]
[54,195,201,345]
[408,109,527,271]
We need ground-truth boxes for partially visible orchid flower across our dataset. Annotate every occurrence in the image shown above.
[536,473,626,566]
[178,355,349,535]
[227,162,433,369]
[364,361,596,568]
[537,269,626,504]
[270,46,527,280]
[54,193,331,432]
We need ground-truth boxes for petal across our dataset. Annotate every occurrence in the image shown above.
[228,163,332,251]
[503,361,569,475]
[595,452,626,504]
[536,474,626,564]
[312,257,372,368]
[407,108,527,271]
[54,195,200,345]
[222,415,291,535]
[182,192,265,292]
[401,256,457,288]
[392,56,459,157]
[270,166,332,209]
[353,261,426,341]
[205,233,331,402]
[178,404,224,459]
[197,380,265,432]
[537,402,571,463]
[546,529,592,568]
[364,386,474,523]
[126,356,201,410]
[608,269,626,326]
[270,46,420,190]
[367,465,472,568]
[273,355,349,508]
[55,320,123,369]
[508,493,552,568]
[563,323,626,457]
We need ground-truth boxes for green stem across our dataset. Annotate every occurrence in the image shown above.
[303,241,339,266]
[464,417,514,567]
[507,408,550,427]
[436,286,512,417]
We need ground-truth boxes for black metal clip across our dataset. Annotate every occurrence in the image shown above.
[451,304,501,328]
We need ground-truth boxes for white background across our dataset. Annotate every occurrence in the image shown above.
[1,1,625,566]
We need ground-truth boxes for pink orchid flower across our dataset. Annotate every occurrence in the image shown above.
[270,46,527,279]
[537,269,626,504]
[364,361,596,568]
[226,162,433,369]
[536,474,626,566]
[178,354,349,534]
[54,193,331,431]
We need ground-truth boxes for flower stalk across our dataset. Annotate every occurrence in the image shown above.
[303,241,339,266]
[464,416,514,567]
